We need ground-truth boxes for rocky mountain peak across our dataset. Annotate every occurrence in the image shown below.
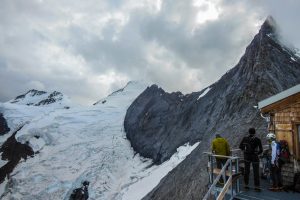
[260,15,278,36]
[124,16,300,199]
[232,16,299,94]
[93,81,149,106]
[13,89,47,102]
[9,89,69,107]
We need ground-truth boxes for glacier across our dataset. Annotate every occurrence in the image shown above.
[0,81,199,200]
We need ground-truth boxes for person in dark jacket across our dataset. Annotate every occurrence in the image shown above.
[239,128,263,191]
[70,181,89,200]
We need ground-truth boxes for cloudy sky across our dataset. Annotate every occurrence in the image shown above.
[1,0,300,105]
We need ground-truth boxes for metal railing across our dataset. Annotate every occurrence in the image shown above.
[203,146,270,200]
[202,153,241,200]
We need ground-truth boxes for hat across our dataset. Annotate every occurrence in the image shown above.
[248,128,256,135]
[266,133,276,140]
[82,181,89,186]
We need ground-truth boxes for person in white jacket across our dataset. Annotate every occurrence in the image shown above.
[266,133,283,191]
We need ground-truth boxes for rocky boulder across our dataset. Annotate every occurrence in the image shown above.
[0,113,10,135]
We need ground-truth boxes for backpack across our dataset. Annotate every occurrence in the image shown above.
[278,140,290,165]
[70,188,86,200]
[243,136,255,154]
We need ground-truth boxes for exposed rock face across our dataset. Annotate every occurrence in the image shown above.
[10,89,47,105]
[124,17,300,199]
[12,89,47,102]
[0,113,10,135]
[10,89,66,106]
[35,91,63,106]
[0,126,34,184]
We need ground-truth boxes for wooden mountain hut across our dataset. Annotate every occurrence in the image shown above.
[258,84,300,185]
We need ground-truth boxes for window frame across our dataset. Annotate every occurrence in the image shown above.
[293,122,300,160]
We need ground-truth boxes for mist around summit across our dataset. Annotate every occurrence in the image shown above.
[1,1,300,105]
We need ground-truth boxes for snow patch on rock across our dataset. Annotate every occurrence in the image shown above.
[121,142,200,200]
[197,87,211,100]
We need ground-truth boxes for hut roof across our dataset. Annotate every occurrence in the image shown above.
[258,84,300,113]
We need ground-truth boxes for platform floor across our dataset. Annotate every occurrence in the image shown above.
[234,174,300,200]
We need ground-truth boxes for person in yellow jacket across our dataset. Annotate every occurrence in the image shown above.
[212,134,231,169]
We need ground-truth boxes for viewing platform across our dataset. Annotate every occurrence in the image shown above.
[203,151,300,200]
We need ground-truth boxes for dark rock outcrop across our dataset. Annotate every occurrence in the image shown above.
[35,91,63,106]
[10,89,64,106]
[0,126,34,184]
[124,16,300,199]
[11,89,47,104]
[0,113,10,135]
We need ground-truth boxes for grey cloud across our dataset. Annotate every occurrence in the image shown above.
[64,0,257,90]
[0,0,299,104]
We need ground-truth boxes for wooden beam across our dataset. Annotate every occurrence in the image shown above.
[217,175,232,200]
[275,130,293,132]
[213,168,232,177]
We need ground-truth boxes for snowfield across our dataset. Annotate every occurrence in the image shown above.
[0,82,199,200]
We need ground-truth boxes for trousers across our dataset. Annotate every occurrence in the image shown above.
[244,154,260,187]
[271,165,282,187]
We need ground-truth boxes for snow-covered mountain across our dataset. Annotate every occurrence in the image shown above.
[93,81,146,106]
[9,89,71,107]
[0,82,199,200]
